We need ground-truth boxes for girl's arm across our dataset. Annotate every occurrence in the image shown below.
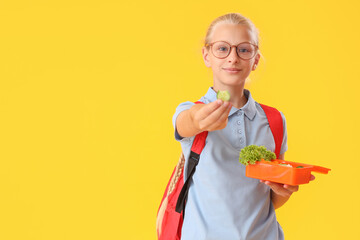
[261,153,315,209]
[176,99,232,138]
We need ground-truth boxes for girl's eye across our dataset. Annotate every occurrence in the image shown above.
[218,46,228,52]
[239,48,250,53]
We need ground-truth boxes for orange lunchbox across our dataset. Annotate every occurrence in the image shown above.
[245,159,331,185]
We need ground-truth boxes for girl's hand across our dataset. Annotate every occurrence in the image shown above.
[260,175,315,209]
[260,175,315,197]
[191,99,232,132]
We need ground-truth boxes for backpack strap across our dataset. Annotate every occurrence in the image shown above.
[176,101,207,214]
[259,103,284,159]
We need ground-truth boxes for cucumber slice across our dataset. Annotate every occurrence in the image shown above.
[279,163,292,167]
[217,90,230,101]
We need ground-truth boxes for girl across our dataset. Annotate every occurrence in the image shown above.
[172,13,312,240]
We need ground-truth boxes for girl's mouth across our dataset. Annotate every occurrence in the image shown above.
[223,68,242,73]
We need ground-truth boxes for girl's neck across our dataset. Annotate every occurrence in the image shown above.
[212,84,248,109]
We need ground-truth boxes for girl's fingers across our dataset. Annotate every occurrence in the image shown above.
[284,184,299,193]
[265,181,284,194]
[200,101,231,129]
[198,100,223,120]
[206,102,232,130]
[264,181,297,197]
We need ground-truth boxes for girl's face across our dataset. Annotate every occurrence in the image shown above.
[202,23,260,89]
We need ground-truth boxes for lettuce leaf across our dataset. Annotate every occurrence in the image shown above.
[239,145,276,165]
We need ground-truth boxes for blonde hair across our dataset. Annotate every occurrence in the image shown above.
[203,13,265,82]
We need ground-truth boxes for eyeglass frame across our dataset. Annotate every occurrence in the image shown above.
[204,41,259,60]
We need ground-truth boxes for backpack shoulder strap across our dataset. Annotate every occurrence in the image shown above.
[189,101,208,155]
[176,101,207,214]
[259,103,284,159]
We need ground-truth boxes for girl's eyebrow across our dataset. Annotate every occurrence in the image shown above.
[214,40,252,44]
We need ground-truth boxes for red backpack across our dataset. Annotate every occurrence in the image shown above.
[156,102,284,240]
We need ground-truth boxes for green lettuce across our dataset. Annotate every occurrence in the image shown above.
[239,145,276,165]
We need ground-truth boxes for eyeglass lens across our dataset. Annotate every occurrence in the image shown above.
[212,41,256,59]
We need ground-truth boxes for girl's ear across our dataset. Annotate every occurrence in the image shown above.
[252,53,261,71]
[202,47,211,68]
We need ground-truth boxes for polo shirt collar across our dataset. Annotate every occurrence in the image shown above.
[204,87,257,121]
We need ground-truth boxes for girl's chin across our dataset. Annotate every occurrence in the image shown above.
[216,80,246,87]
[220,75,246,83]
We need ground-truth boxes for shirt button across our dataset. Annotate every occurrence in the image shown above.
[239,138,244,143]
[238,129,242,134]
[237,120,241,125]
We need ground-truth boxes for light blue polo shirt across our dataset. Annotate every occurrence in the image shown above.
[172,87,288,240]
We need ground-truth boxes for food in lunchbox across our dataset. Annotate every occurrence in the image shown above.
[279,163,292,167]
[240,145,331,185]
[239,145,276,165]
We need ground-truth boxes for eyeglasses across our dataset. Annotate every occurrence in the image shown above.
[205,41,259,60]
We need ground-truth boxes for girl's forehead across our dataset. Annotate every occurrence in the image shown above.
[211,23,255,44]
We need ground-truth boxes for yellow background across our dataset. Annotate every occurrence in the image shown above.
[1,1,359,239]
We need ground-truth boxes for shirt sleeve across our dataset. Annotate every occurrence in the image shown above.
[172,101,195,142]
[279,111,288,155]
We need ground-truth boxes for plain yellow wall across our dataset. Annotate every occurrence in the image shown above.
[0,1,359,239]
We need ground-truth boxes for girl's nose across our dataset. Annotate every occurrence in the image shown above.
[227,46,240,62]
